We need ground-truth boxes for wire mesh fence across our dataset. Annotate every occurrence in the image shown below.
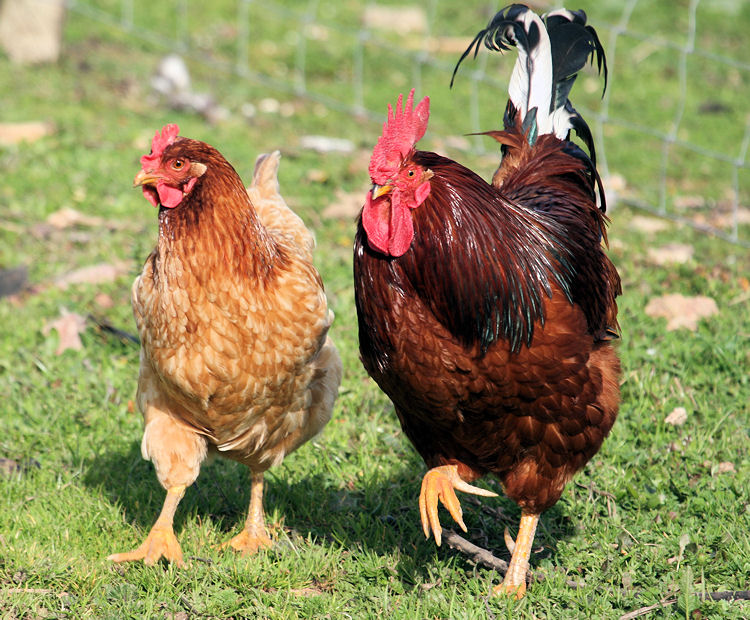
[67,0,750,247]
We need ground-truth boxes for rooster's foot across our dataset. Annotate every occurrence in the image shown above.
[418,464,497,546]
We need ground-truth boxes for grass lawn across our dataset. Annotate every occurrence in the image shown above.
[1,1,748,618]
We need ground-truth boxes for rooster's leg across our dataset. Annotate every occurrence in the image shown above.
[222,472,273,555]
[493,510,539,599]
[419,464,497,546]
[108,485,187,567]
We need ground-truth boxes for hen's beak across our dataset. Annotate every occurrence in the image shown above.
[133,169,158,187]
[371,183,393,199]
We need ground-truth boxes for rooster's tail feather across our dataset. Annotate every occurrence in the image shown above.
[453,4,606,154]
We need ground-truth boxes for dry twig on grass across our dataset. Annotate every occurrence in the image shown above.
[620,591,750,619]
[442,529,582,589]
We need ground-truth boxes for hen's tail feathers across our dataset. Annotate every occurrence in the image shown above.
[452,4,606,155]
[251,150,282,199]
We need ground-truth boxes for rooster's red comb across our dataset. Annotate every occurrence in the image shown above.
[369,90,430,185]
[140,123,180,170]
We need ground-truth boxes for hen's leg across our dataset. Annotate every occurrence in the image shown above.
[222,472,272,555]
[107,485,187,566]
[493,510,539,599]
[419,464,497,546]
[108,390,207,567]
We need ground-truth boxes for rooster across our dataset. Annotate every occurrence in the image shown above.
[353,5,620,597]
[108,125,342,566]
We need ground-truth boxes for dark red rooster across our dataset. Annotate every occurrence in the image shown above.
[354,5,621,597]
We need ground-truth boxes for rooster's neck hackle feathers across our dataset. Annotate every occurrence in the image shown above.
[452,4,606,151]
[369,89,430,184]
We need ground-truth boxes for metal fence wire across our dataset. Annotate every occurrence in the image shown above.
[68,0,750,247]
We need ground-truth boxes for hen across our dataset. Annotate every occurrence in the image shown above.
[354,5,620,597]
[109,125,341,566]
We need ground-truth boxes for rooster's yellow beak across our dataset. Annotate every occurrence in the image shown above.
[133,169,158,187]
[371,183,393,199]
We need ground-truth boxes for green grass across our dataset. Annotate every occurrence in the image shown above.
[1,1,749,618]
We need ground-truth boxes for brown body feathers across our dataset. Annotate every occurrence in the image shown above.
[355,142,621,513]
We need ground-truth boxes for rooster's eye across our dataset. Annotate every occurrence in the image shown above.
[407,170,415,178]
[172,159,185,170]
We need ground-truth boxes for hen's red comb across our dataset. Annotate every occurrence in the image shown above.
[140,123,180,170]
[369,90,430,185]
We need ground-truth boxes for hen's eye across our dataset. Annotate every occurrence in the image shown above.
[172,159,185,170]
[407,170,415,178]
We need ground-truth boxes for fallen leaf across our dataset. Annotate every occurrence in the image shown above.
[423,36,474,54]
[54,262,130,289]
[419,578,443,591]
[0,121,55,145]
[716,462,735,474]
[323,189,364,220]
[673,195,705,210]
[665,406,688,426]
[94,293,114,308]
[288,587,324,597]
[46,207,105,229]
[604,174,627,193]
[647,243,694,265]
[364,5,427,35]
[644,294,718,331]
[630,215,670,234]
[305,169,328,184]
[43,309,87,354]
[691,206,750,229]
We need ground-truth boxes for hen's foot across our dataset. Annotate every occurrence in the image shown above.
[221,527,273,556]
[418,464,497,546]
[108,485,187,567]
[221,471,272,555]
[107,527,184,567]
[492,511,540,599]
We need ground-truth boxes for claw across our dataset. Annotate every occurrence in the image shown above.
[418,464,496,547]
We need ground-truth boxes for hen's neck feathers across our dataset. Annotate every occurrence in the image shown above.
[156,152,282,285]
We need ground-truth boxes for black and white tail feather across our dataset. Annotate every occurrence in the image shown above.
[451,4,607,165]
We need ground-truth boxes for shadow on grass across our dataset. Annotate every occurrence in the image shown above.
[82,441,577,585]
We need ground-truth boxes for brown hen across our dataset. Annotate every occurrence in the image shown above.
[109,125,341,566]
